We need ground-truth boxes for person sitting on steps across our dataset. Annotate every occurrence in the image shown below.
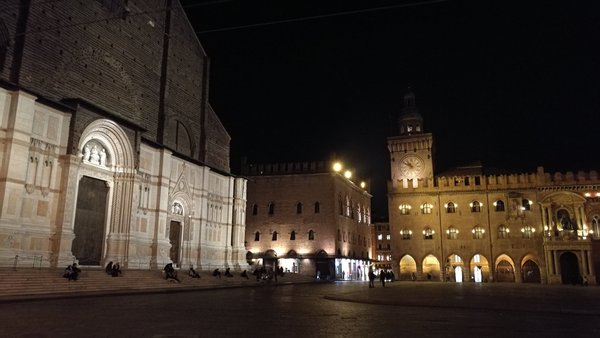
[111,262,122,277]
[105,261,113,275]
[225,268,233,277]
[163,263,180,283]
[241,270,249,279]
[189,265,201,278]
[212,268,221,278]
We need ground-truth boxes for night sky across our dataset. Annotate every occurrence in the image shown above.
[182,0,600,219]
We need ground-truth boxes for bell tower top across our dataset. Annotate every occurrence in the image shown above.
[398,88,424,136]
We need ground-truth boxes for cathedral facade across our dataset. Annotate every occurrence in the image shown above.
[0,0,247,271]
[388,91,598,285]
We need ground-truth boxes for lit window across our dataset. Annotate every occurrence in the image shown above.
[446,202,456,213]
[521,225,535,239]
[472,226,485,239]
[494,200,505,212]
[377,234,383,240]
[386,234,391,240]
[400,229,412,240]
[498,225,509,239]
[423,227,435,240]
[421,203,433,214]
[399,203,412,215]
[474,254,481,263]
[446,226,459,239]
[470,201,481,213]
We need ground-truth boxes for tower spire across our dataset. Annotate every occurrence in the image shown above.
[398,87,423,136]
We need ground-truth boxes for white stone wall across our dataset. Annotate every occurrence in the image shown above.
[0,87,247,271]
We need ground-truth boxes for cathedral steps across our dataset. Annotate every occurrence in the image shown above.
[0,268,316,301]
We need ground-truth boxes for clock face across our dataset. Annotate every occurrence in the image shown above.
[399,155,424,178]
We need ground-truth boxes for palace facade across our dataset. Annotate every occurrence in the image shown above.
[0,1,247,271]
[242,159,373,280]
[388,91,598,285]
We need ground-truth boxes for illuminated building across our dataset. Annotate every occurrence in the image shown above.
[0,1,247,270]
[388,90,597,284]
[242,158,373,280]
[373,221,392,272]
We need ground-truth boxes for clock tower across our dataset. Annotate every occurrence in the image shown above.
[387,90,434,188]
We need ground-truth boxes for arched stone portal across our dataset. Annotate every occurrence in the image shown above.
[399,255,417,280]
[422,254,440,281]
[495,257,516,282]
[560,252,581,285]
[72,176,108,265]
[522,259,541,283]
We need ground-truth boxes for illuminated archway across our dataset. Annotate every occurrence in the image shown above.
[469,253,490,283]
[494,254,516,283]
[447,254,464,282]
[422,254,441,281]
[399,255,417,280]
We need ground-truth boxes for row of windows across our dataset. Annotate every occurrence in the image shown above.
[398,224,536,240]
[398,199,533,215]
[337,230,369,246]
[254,230,315,241]
[251,202,321,216]
[338,195,371,224]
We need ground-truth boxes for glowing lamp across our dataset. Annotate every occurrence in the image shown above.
[333,162,342,172]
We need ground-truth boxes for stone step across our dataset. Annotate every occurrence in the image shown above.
[0,268,316,299]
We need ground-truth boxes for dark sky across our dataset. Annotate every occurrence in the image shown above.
[182,0,600,219]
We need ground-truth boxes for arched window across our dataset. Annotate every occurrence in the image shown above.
[308,230,315,240]
[268,202,275,215]
[472,225,485,239]
[290,231,296,240]
[446,202,456,213]
[494,200,505,212]
[254,231,260,241]
[399,203,412,215]
[421,203,433,214]
[470,201,481,213]
[272,231,278,241]
[522,198,532,211]
[423,227,435,240]
[498,224,509,239]
[400,229,412,240]
[314,202,320,214]
[296,203,303,214]
[447,226,459,239]
[252,204,258,215]
[592,215,600,238]
[521,225,535,239]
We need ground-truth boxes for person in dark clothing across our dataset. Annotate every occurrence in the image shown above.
[368,270,375,288]
[225,267,233,277]
[213,268,222,278]
[188,266,200,278]
[241,270,249,279]
[111,262,122,277]
[164,263,180,282]
[380,270,386,287]
[105,261,113,275]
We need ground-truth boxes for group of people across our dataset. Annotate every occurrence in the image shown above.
[105,261,122,277]
[63,263,81,281]
[212,268,234,278]
[368,269,395,288]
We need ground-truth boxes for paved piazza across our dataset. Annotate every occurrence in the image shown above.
[1,281,598,337]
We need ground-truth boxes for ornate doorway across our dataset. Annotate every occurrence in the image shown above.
[169,221,182,266]
[522,260,541,283]
[560,252,581,285]
[72,176,108,265]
